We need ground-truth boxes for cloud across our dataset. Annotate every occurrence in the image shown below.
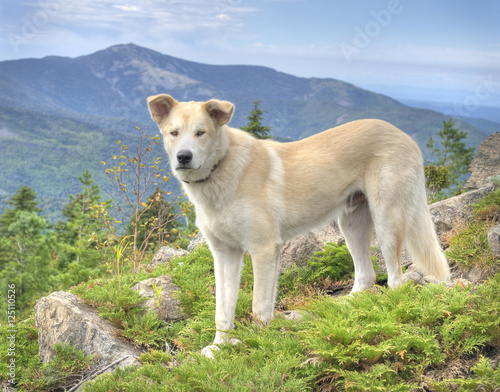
[54,0,255,31]
[114,5,140,12]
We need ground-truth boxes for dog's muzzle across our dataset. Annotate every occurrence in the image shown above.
[176,149,193,169]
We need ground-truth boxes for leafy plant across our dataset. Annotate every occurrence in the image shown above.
[308,243,355,282]
[108,236,130,279]
[102,127,182,271]
[152,282,163,310]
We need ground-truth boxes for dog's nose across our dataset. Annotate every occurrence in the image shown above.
[177,150,193,164]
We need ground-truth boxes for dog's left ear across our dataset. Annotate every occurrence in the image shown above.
[203,100,234,127]
[147,94,178,124]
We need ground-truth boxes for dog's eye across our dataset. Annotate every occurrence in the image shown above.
[170,130,179,137]
[196,130,205,137]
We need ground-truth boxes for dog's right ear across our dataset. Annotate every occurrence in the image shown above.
[147,94,178,124]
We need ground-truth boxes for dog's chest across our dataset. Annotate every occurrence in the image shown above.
[195,202,251,246]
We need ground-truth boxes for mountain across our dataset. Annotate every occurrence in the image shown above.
[0,43,492,219]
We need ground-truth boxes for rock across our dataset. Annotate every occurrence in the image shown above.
[403,265,428,285]
[187,232,206,251]
[34,291,141,367]
[488,224,500,258]
[131,275,184,322]
[279,223,345,273]
[151,246,188,267]
[279,232,322,273]
[311,223,345,247]
[467,266,486,284]
[429,184,495,245]
[281,310,305,321]
[465,131,500,189]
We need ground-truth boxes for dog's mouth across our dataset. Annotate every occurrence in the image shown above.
[175,164,202,171]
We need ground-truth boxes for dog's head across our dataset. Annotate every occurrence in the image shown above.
[147,94,234,183]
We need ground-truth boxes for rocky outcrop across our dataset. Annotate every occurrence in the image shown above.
[132,275,184,322]
[150,246,188,267]
[429,183,495,245]
[35,291,141,367]
[465,131,500,189]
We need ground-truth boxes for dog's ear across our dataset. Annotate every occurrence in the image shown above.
[203,100,234,127]
[147,94,178,124]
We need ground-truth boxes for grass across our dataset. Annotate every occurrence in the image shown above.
[446,187,500,271]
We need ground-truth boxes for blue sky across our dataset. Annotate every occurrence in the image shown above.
[1,0,499,105]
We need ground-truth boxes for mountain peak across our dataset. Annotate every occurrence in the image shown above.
[80,42,161,60]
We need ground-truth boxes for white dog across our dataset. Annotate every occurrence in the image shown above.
[147,94,450,357]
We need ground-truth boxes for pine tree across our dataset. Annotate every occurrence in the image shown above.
[0,185,42,237]
[54,170,107,288]
[56,170,104,265]
[426,119,475,184]
[0,211,55,320]
[0,186,42,270]
[241,99,272,139]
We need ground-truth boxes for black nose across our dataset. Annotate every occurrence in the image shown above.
[177,150,193,164]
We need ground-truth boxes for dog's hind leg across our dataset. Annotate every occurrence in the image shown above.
[250,242,282,323]
[339,199,376,293]
[371,205,405,289]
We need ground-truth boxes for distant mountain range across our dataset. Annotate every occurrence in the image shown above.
[0,43,496,220]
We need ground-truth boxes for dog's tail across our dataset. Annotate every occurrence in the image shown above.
[405,190,450,283]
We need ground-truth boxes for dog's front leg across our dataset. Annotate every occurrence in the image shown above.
[201,243,244,358]
[250,243,281,324]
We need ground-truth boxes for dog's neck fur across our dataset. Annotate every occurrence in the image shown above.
[181,159,222,184]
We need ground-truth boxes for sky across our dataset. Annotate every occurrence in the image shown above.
[1,0,499,106]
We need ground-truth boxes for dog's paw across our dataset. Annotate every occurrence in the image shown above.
[201,337,242,359]
[201,344,219,359]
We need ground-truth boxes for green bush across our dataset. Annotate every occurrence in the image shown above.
[308,243,355,282]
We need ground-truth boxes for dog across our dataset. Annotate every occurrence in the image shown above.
[147,94,450,357]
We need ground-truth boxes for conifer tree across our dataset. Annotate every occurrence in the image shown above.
[241,99,272,139]
[0,186,42,270]
[426,119,475,184]
[54,170,107,288]
[0,185,42,237]
[56,170,104,266]
[0,211,55,320]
